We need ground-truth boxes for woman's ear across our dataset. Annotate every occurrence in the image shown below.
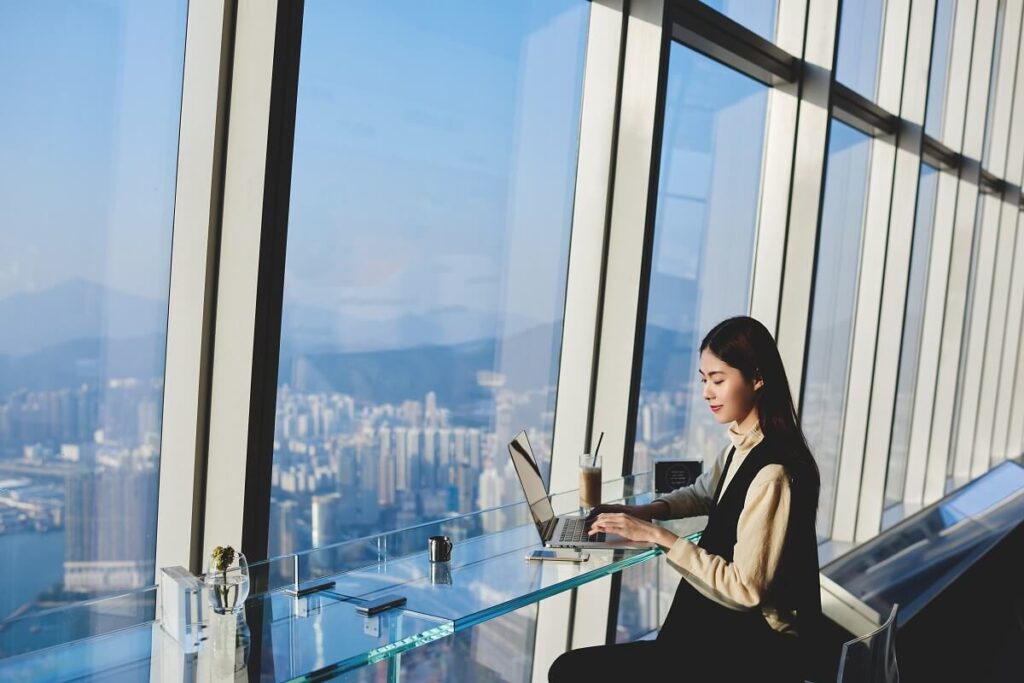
[753,375,764,391]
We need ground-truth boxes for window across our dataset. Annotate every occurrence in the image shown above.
[700,0,777,41]
[982,0,1007,166]
[924,0,957,140]
[884,164,940,509]
[801,120,872,537]
[835,0,886,100]
[0,1,186,627]
[270,1,590,556]
[631,42,769,476]
[950,193,1003,480]
[621,42,769,638]
[947,202,988,482]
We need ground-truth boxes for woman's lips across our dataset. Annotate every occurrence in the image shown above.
[710,405,722,413]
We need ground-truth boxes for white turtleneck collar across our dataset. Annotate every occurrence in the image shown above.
[716,421,764,502]
[727,420,764,454]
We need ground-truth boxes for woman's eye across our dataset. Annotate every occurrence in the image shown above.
[713,380,724,386]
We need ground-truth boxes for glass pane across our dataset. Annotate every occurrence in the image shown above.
[924,0,957,140]
[632,42,769,475]
[376,603,538,682]
[983,0,1007,166]
[270,1,590,555]
[826,462,1024,622]
[884,165,940,508]
[950,193,1004,477]
[616,561,662,642]
[700,0,777,41]
[620,43,768,638]
[835,0,886,100]
[0,0,185,634]
[802,121,872,538]
[948,199,989,478]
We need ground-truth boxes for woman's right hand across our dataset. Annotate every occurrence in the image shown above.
[586,503,660,523]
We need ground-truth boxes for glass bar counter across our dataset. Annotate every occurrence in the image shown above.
[0,473,701,681]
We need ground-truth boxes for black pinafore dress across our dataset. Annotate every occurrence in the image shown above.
[657,439,820,682]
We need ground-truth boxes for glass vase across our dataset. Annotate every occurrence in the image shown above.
[204,551,250,615]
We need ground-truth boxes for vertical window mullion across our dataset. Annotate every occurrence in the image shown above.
[156,0,236,576]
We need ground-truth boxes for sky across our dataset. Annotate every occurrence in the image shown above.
[0,0,592,350]
[283,1,589,337]
[0,0,187,303]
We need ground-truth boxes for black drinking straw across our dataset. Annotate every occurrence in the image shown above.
[593,431,605,460]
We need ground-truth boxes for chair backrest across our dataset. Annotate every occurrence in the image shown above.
[836,603,899,683]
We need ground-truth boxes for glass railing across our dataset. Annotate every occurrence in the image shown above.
[0,472,698,680]
[0,584,157,660]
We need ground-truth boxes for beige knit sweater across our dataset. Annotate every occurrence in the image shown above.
[654,423,798,634]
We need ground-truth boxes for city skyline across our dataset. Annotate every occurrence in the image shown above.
[0,323,710,617]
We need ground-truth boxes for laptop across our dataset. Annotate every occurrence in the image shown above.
[507,431,654,550]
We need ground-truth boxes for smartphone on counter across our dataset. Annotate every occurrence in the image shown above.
[526,549,589,563]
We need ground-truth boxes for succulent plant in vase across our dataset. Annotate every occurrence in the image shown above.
[206,545,250,614]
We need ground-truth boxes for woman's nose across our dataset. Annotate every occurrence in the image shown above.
[702,384,713,401]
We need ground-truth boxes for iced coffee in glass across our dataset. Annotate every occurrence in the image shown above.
[579,453,602,512]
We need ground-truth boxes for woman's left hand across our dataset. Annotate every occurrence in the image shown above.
[588,513,678,548]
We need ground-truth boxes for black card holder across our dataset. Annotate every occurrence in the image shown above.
[654,460,702,493]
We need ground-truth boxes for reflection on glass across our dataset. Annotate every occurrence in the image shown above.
[825,461,1024,621]
[632,42,768,476]
[0,0,185,641]
[802,121,872,538]
[305,604,539,683]
[621,42,769,636]
[617,547,681,644]
[835,0,885,100]
[270,1,589,556]
[925,0,957,140]
[700,0,777,41]
[630,44,770,475]
[884,165,940,508]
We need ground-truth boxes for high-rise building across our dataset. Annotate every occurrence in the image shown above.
[454,427,467,466]
[394,426,408,492]
[63,466,158,593]
[274,498,298,556]
[378,425,395,506]
[311,492,340,548]
[438,428,452,468]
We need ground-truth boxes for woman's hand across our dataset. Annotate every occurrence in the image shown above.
[585,500,670,523]
[588,512,679,549]
[585,503,643,521]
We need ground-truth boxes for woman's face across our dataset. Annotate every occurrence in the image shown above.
[699,349,761,426]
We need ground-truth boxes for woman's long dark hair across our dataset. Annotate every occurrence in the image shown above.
[700,316,820,509]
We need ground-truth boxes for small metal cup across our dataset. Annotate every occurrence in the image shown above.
[427,535,453,563]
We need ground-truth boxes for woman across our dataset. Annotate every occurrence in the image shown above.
[549,316,821,682]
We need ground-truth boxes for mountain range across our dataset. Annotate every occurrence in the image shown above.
[0,280,700,400]
[0,279,166,357]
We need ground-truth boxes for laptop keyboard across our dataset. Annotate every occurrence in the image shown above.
[558,518,605,543]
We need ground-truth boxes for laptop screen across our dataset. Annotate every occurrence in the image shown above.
[508,431,555,534]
